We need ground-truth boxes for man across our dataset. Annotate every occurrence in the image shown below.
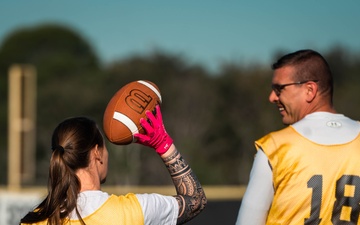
[236,49,360,224]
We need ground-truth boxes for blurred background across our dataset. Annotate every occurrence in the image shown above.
[1,1,360,224]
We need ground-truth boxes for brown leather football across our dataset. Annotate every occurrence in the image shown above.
[103,80,162,145]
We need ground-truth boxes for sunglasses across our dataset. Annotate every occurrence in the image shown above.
[271,80,318,96]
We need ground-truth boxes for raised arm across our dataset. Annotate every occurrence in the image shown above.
[161,144,206,224]
[134,105,207,224]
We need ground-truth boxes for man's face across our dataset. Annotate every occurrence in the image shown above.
[269,66,309,125]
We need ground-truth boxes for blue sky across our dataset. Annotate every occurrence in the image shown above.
[1,1,359,72]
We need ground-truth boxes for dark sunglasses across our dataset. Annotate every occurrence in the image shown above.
[271,80,318,96]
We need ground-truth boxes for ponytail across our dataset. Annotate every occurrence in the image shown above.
[21,117,103,225]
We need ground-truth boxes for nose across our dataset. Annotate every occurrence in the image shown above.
[269,90,278,103]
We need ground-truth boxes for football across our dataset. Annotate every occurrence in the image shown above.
[103,80,162,145]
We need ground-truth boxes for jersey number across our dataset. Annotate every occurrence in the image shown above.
[305,175,360,225]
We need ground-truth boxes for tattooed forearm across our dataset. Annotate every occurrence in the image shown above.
[162,147,207,224]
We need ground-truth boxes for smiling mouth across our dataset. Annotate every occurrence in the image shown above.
[277,104,285,112]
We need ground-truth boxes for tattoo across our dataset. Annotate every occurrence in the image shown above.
[162,148,207,224]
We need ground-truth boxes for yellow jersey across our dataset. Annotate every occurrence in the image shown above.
[22,193,144,225]
[256,126,360,225]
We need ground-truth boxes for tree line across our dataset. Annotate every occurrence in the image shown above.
[0,24,359,186]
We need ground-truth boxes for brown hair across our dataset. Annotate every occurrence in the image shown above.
[21,117,104,225]
[272,49,334,101]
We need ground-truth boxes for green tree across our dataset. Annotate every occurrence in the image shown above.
[326,46,360,120]
[1,23,359,186]
[0,24,102,184]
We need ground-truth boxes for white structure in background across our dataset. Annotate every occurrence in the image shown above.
[0,192,42,225]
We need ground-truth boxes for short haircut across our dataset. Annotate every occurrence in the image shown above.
[272,49,333,98]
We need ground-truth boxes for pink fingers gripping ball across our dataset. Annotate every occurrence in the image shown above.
[103,80,162,145]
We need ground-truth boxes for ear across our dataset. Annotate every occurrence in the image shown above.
[305,81,318,102]
[93,145,102,160]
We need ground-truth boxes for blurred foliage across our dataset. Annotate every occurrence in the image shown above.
[0,24,359,186]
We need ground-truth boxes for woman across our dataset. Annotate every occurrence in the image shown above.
[21,105,206,225]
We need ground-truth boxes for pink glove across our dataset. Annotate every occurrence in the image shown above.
[134,105,173,155]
